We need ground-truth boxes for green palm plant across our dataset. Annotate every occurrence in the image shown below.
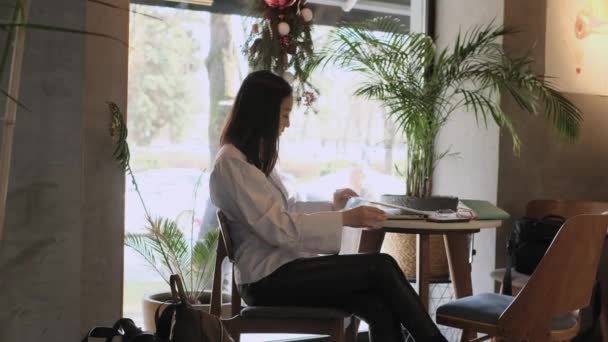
[310,17,582,197]
[109,102,220,304]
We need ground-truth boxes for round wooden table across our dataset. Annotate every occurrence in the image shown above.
[357,219,502,342]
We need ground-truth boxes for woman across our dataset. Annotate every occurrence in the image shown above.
[209,70,447,342]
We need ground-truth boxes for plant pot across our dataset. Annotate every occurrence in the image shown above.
[380,194,458,212]
[380,194,458,281]
[142,291,232,331]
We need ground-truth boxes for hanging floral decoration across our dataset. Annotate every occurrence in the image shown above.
[244,0,319,109]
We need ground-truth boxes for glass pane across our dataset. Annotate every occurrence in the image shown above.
[125,3,408,340]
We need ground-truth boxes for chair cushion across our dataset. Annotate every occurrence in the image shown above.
[490,268,530,289]
[437,293,577,331]
[240,306,350,319]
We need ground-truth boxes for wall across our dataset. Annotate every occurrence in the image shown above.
[497,0,608,336]
[497,0,608,262]
[0,1,128,341]
[433,0,504,295]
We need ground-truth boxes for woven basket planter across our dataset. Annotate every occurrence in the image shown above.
[379,195,458,281]
[381,233,450,281]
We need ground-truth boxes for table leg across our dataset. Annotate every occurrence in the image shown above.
[598,238,608,342]
[444,234,475,342]
[357,229,385,253]
[416,234,430,310]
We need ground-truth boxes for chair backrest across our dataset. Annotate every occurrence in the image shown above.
[498,214,608,340]
[526,199,608,219]
[210,211,242,317]
[217,211,235,262]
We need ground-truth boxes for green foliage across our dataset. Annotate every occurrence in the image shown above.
[124,216,220,304]
[313,17,582,197]
[109,102,219,304]
[128,6,205,146]
[244,0,319,108]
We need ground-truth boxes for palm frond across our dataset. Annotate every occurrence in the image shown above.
[108,102,130,170]
[535,82,581,141]
[0,0,21,81]
[457,88,521,153]
[0,22,128,46]
[159,218,190,266]
[87,0,163,21]
[191,229,220,297]
[317,16,581,196]
[1,87,30,111]
[143,217,182,278]
[124,233,170,284]
[107,103,218,301]
[191,229,219,272]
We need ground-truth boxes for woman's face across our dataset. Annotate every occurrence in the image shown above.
[278,95,293,136]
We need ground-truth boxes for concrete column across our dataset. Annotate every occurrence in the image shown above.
[0,1,128,341]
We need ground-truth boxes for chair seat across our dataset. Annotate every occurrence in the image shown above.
[490,267,530,288]
[437,293,577,331]
[240,306,350,320]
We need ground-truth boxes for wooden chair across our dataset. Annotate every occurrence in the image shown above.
[436,214,608,341]
[491,200,608,294]
[210,211,359,342]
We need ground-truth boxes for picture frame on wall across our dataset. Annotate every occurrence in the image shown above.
[545,0,608,96]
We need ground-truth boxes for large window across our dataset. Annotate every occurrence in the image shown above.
[125,1,421,340]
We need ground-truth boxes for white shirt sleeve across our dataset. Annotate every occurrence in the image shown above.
[210,155,343,254]
[288,200,334,214]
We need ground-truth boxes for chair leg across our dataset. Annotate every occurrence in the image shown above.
[329,319,345,342]
[220,319,240,342]
[461,330,475,342]
[345,317,359,342]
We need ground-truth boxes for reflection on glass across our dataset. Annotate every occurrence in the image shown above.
[125,4,406,339]
[575,0,608,40]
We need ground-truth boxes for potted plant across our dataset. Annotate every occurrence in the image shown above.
[312,17,582,279]
[108,103,229,330]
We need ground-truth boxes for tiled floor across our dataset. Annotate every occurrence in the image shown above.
[429,282,461,341]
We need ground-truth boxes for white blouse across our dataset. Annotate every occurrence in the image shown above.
[209,144,344,285]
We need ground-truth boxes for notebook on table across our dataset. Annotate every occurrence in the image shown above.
[345,197,478,223]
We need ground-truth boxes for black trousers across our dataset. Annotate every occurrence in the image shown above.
[239,253,447,342]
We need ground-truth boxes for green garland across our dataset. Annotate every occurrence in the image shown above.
[244,0,319,109]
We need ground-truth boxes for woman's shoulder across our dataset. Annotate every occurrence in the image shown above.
[215,144,246,163]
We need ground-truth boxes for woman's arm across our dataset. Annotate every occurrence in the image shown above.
[210,155,343,254]
[287,189,358,213]
[288,200,334,214]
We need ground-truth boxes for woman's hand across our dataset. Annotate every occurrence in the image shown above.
[342,206,386,229]
[333,188,359,210]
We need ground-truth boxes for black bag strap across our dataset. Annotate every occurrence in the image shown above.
[81,326,119,342]
[82,318,155,342]
[155,301,177,342]
[155,275,189,342]
[114,318,156,342]
[541,214,566,222]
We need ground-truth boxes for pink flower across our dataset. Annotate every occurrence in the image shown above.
[575,12,591,40]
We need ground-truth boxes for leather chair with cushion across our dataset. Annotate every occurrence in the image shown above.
[210,211,358,342]
[436,214,608,341]
[491,200,608,295]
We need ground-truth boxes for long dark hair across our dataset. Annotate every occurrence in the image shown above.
[220,70,292,176]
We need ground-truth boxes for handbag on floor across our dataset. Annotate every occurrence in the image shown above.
[82,317,156,342]
[511,215,565,275]
[155,274,234,342]
[502,215,565,295]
